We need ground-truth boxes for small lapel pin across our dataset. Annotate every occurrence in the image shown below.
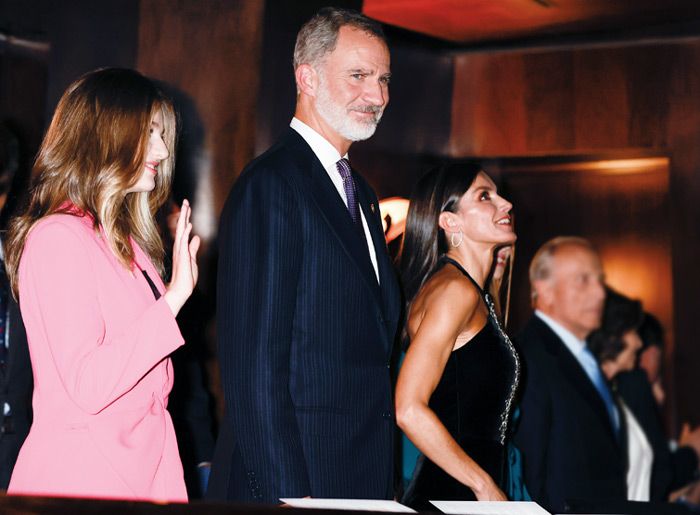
[370,203,376,213]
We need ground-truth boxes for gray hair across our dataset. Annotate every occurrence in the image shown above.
[529,236,596,301]
[293,7,386,70]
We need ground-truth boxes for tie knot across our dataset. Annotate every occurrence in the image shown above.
[336,158,352,180]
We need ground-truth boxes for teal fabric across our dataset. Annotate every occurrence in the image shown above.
[399,352,422,486]
[402,434,420,486]
[506,440,531,501]
[506,407,531,501]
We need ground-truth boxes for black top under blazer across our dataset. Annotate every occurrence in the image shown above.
[513,315,627,513]
[207,129,401,504]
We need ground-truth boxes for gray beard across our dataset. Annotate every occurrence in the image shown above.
[315,79,383,142]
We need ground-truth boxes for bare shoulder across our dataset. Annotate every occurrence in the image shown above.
[424,266,480,311]
[408,266,481,338]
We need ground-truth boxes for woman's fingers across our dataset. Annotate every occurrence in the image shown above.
[174,200,188,248]
[170,200,199,295]
[189,235,201,261]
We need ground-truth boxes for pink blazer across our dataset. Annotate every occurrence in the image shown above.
[7,213,187,502]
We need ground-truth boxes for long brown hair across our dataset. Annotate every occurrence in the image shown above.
[5,68,177,297]
[398,162,481,306]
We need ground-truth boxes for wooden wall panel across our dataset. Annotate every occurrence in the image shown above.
[137,0,264,242]
[625,46,674,148]
[451,53,528,155]
[524,52,576,151]
[572,48,629,149]
[450,44,684,154]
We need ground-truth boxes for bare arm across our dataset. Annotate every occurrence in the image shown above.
[395,279,507,501]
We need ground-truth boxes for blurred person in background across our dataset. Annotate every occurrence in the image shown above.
[613,309,700,501]
[637,313,667,406]
[514,237,627,513]
[588,288,648,500]
[0,121,31,490]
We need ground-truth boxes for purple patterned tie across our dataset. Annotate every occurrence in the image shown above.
[336,158,361,225]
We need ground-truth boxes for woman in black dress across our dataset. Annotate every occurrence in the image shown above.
[396,162,519,510]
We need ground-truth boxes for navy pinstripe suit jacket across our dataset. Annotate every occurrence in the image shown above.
[207,129,401,503]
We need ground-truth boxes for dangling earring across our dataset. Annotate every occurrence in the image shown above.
[450,230,463,248]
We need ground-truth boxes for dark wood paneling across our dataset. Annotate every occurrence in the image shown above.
[137,0,264,225]
[0,50,47,163]
[450,42,691,155]
[525,52,575,151]
[451,53,527,155]
[572,49,630,149]
[45,0,139,115]
[665,42,700,427]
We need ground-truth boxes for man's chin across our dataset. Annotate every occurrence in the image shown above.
[341,123,378,142]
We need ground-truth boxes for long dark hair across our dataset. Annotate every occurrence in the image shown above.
[399,162,481,306]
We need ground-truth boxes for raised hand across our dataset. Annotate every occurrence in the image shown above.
[164,199,200,316]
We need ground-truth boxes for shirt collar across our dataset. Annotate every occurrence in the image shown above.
[535,309,587,356]
[290,117,348,171]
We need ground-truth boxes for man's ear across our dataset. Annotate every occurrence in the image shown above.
[295,64,318,97]
[438,212,456,233]
[533,279,554,307]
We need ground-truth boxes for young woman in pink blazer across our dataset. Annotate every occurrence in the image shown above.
[4,68,200,502]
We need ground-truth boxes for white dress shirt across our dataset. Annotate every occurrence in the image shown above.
[621,400,653,501]
[535,310,587,357]
[290,117,379,282]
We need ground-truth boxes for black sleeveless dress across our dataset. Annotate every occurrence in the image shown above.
[402,256,521,511]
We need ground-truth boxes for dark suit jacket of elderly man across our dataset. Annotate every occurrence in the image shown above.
[513,315,627,513]
[207,128,401,503]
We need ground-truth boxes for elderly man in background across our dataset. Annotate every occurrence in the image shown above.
[514,236,627,513]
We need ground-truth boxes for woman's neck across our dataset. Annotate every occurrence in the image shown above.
[444,245,494,289]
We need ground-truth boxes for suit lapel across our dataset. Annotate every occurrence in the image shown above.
[288,131,383,307]
[536,318,620,445]
[357,181,400,355]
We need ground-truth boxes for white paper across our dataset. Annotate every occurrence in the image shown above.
[280,498,417,512]
[430,500,551,515]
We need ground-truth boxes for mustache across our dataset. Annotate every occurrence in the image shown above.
[350,105,383,115]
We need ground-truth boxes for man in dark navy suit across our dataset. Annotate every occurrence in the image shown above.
[208,7,400,504]
[514,237,627,513]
